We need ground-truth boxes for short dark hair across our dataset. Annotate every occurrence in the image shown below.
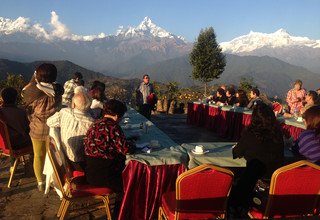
[143,74,149,79]
[90,80,106,91]
[73,72,83,80]
[104,99,127,118]
[35,63,57,83]
[1,87,18,105]
[307,90,318,102]
[226,87,235,96]
[217,88,226,96]
[251,88,260,97]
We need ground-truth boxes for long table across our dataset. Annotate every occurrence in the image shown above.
[118,108,188,220]
[187,102,306,141]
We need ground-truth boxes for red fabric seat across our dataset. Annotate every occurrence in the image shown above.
[47,137,113,219]
[159,164,234,220]
[272,102,283,112]
[248,160,320,219]
[0,119,33,188]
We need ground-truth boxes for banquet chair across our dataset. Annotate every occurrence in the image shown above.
[47,137,114,220]
[272,102,283,113]
[248,160,320,219]
[0,119,33,188]
[158,164,234,220]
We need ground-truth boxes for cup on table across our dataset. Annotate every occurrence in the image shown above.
[219,103,224,106]
[194,145,204,153]
[297,117,303,122]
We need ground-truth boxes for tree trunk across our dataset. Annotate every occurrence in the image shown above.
[168,100,176,114]
[156,99,163,112]
[204,82,208,97]
[163,97,168,113]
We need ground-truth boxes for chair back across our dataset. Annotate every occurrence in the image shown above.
[264,160,320,218]
[0,119,13,155]
[47,137,73,197]
[175,164,234,218]
[272,102,283,113]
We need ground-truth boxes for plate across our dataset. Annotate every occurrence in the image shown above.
[191,149,209,155]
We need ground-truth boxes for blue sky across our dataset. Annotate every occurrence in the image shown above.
[1,0,319,42]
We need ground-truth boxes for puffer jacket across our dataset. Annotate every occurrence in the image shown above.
[22,78,64,140]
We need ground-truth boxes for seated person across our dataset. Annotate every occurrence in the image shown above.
[89,82,107,119]
[84,99,133,193]
[0,87,31,150]
[226,87,237,106]
[47,91,94,171]
[300,90,318,114]
[230,103,284,214]
[235,89,249,107]
[247,88,263,109]
[296,105,320,165]
[214,88,227,104]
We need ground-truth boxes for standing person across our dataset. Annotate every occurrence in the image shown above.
[47,92,94,171]
[286,79,306,114]
[247,88,263,109]
[22,63,63,191]
[62,72,83,107]
[230,103,284,216]
[136,74,155,119]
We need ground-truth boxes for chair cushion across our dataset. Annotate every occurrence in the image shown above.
[72,170,85,178]
[71,183,113,197]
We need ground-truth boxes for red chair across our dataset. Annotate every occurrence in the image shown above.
[47,137,114,220]
[272,102,283,113]
[158,164,234,219]
[0,119,33,188]
[248,160,320,219]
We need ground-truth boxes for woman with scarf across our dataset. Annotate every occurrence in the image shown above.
[22,63,64,191]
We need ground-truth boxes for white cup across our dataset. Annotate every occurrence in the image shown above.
[194,145,204,153]
[220,103,224,106]
[297,117,303,122]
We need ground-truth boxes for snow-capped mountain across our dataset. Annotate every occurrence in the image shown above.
[115,16,186,42]
[220,29,320,73]
[221,29,320,53]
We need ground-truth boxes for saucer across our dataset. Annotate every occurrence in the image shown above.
[191,149,209,155]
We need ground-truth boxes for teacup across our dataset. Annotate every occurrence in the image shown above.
[297,117,303,122]
[194,145,204,153]
[219,103,224,106]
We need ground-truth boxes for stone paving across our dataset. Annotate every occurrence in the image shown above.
[0,113,225,219]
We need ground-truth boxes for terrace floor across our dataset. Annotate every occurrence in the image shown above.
[0,113,225,219]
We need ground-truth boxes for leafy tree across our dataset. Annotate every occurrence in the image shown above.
[190,27,226,96]
[0,73,27,106]
[166,81,180,100]
[238,77,255,94]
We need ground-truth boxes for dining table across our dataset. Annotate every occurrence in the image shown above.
[187,102,306,141]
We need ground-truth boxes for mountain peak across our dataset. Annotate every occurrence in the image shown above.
[274,28,289,35]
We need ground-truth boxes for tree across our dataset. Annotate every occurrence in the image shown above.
[238,77,255,94]
[0,73,27,106]
[190,27,226,96]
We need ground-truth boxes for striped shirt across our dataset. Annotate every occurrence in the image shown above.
[47,108,94,162]
[298,129,320,163]
[62,79,77,106]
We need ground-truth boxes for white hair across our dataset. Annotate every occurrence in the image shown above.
[72,91,92,112]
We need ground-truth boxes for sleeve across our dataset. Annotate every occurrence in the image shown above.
[46,111,61,127]
[150,84,155,94]
[232,130,249,159]
[113,125,130,156]
[247,100,253,109]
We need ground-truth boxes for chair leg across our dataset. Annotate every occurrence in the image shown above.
[102,196,112,220]
[8,157,19,188]
[60,200,71,220]
[57,198,66,218]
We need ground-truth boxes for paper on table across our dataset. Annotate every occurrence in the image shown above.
[136,142,149,149]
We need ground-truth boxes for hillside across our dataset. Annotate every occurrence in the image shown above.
[137,54,320,98]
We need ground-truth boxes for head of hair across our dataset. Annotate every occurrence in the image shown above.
[217,88,226,96]
[90,80,106,91]
[248,103,283,143]
[35,63,57,83]
[307,90,318,102]
[294,79,302,87]
[303,105,320,136]
[226,87,235,96]
[103,99,127,118]
[76,79,85,86]
[72,92,92,112]
[143,74,149,79]
[251,88,260,97]
[1,87,18,105]
[73,72,83,80]
[90,87,105,101]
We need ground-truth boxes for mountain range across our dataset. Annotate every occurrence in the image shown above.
[1,12,320,98]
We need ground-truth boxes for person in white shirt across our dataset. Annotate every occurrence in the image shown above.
[47,91,94,171]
